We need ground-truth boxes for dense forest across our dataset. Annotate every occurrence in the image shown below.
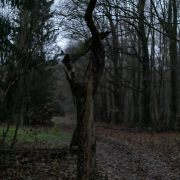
[1,0,180,131]
[1,0,180,179]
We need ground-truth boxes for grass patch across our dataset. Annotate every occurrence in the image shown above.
[0,125,71,148]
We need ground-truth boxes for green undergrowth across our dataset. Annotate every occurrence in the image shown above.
[0,125,71,148]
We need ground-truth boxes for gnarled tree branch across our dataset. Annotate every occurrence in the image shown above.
[85,0,110,96]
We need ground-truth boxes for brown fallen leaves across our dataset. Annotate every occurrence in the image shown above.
[95,123,180,179]
[2,121,180,179]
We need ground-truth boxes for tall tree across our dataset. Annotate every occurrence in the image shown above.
[138,0,151,127]
[150,0,178,130]
[168,0,178,130]
[63,0,109,178]
[104,1,123,124]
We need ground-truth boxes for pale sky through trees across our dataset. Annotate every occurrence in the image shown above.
[53,0,69,50]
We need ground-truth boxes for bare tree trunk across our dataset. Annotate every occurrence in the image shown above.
[63,0,109,178]
[76,58,95,179]
[150,0,178,130]
[138,0,151,127]
[68,31,109,148]
[104,4,124,124]
[168,0,178,130]
[136,34,142,124]
[11,78,26,149]
[108,84,113,123]
[2,90,19,150]
[100,84,108,122]
[111,16,122,124]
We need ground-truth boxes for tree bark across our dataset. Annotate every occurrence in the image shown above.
[105,6,123,124]
[63,0,109,179]
[168,0,178,130]
[138,0,151,127]
[150,0,178,130]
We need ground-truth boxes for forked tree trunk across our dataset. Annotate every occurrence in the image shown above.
[63,0,109,179]
[68,30,109,149]
[65,54,96,179]
[77,58,95,179]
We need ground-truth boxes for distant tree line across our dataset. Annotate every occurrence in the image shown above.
[56,0,180,131]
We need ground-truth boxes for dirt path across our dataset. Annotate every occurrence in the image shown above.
[57,119,180,180]
[96,136,178,180]
[96,137,136,180]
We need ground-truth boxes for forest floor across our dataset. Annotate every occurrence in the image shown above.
[59,118,180,180]
[1,117,180,179]
[95,124,180,180]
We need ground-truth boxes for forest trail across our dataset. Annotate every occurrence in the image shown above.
[60,119,180,180]
[96,136,176,180]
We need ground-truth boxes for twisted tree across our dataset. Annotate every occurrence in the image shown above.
[62,0,109,179]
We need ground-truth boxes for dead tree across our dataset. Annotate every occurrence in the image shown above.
[62,0,109,179]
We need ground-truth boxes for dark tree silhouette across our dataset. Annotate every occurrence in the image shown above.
[63,0,109,179]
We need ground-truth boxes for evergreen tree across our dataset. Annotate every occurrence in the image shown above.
[0,0,59,124]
